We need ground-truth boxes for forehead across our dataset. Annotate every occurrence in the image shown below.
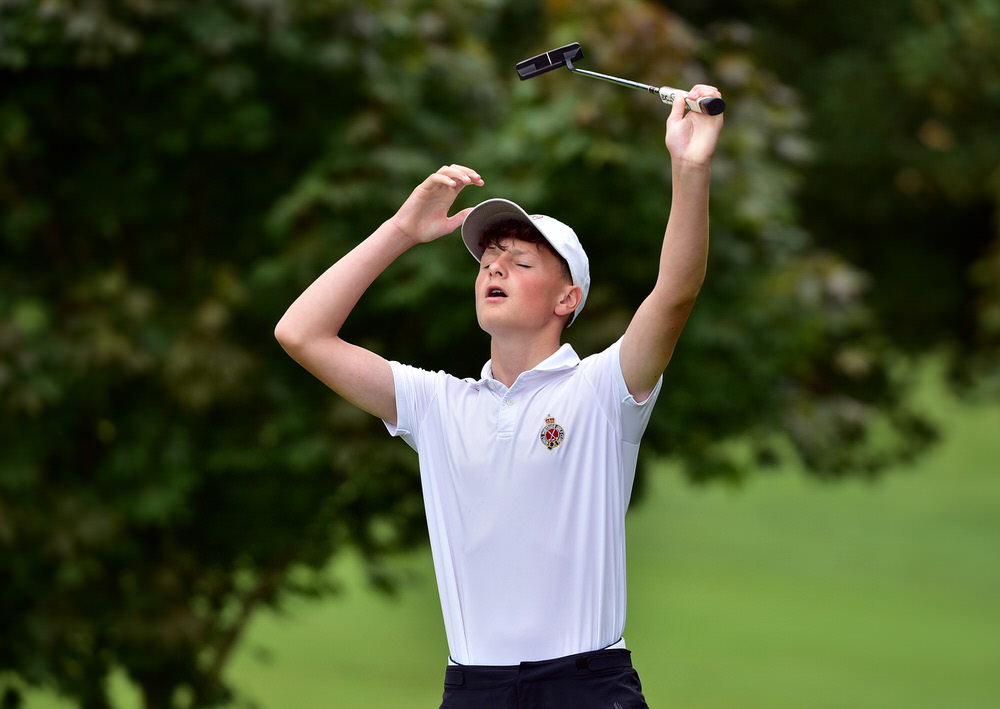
[481,238,546,258]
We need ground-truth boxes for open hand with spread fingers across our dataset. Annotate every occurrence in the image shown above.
[391,164,485,245]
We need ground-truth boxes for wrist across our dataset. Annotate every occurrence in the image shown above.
[672,160,712,195]
[381,216,423,250]
[671,158,712,178]
[375,218,423,257]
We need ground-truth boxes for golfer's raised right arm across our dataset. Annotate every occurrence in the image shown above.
[274,165,483,425]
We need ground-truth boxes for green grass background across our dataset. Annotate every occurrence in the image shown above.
[25,376,1000,708]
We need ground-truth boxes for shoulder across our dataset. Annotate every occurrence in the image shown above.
[578,336,662,405]
[390,360,485,394]
[577,337,624,375]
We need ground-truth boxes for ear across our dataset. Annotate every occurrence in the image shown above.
[554,284,583,318]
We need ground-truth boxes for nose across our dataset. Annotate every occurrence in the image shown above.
[487,258,505,277]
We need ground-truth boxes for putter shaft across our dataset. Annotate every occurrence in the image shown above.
[566,57,724,116]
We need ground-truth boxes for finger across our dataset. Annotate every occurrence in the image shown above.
[438,164,482,187]
[428,172,462,189]
[448,206,476,228]
[667,87,687,123]
[457,168,484,187]
[687,84,721,101]
[448,163,482,180]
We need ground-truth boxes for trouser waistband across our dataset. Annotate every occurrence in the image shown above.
[447,637,626,667]
[443,647,634,690]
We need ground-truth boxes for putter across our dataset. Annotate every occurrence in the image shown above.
[516,42,725,116]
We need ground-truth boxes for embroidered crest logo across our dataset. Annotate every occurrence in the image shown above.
[539,414,565,450]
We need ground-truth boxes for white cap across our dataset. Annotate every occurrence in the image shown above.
[461,198,590,326]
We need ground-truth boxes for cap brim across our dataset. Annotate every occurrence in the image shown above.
[461,198,533,261]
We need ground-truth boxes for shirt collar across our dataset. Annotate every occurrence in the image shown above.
[479,343,580,383]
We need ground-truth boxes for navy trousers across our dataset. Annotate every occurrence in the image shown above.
[439,648,649,709]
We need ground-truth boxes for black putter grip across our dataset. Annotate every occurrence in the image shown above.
[699,97,726,116]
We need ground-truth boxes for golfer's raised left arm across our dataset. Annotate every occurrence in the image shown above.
[620,85,722,402]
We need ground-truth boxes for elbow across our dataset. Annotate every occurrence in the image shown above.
[681,287,702,308]
[661,288,701,312]
[274,319,340,361]
[274,318,303,353]
[683,272,707,304]
[654,270,705,309]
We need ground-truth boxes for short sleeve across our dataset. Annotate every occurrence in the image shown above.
[579,337,663,445]
[383,360,443,451]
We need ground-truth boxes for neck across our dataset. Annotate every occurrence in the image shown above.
[488,332,563,388]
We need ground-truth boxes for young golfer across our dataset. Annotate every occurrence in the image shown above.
[275,85,723,708]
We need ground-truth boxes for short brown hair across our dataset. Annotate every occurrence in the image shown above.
[478,219,572,284]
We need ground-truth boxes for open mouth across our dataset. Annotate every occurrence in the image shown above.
[486,286,508,299]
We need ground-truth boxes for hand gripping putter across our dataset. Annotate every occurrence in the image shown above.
[516,42,725,116]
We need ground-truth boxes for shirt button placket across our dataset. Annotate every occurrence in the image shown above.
[498,392,516,439]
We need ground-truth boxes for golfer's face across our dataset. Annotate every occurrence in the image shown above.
[475,239,569,333]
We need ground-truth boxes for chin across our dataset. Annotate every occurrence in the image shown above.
[476,308,513,338]
[475,312,499,336]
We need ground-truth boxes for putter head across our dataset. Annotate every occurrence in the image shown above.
[515,42,584,80]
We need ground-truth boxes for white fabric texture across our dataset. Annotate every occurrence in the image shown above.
[384,338,661,665]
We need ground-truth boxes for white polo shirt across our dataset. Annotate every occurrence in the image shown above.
[384,337,662,666]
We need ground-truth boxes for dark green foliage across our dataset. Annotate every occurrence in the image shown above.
[662,0,1000,391]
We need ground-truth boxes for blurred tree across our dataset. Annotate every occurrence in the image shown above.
[0,0,936,707]
[662,0,1000,395]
